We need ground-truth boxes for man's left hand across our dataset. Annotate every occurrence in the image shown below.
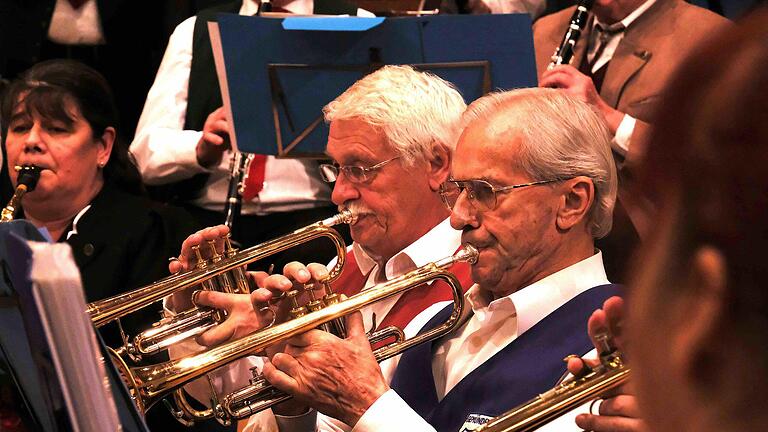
[539,65,624,135]
[262,311,389,426]
[566,296,649,432]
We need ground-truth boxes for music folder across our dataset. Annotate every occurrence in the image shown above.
[208,14,537,157]
[0,221,148,431]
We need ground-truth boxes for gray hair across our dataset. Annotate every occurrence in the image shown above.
[323,65,467,166]
[462,88,617,238]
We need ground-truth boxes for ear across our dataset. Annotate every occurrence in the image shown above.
[555,176,595,231]
[426,144,452,192]
[669,246,727,393]
[95,126,116,167]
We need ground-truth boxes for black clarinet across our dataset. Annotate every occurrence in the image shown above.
[223,152,254,236]
[548,0,595,69]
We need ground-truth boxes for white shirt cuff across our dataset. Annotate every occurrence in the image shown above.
[612,114,636,158]
[352,389,435,432]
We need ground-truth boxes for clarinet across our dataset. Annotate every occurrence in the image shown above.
[223,152,254,234]
[548,0,595,70]
[2,166,41,223]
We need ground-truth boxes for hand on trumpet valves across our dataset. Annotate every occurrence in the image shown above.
[263,311,390,426]
[566,296,649,432]
[169,224,231,274]
[251,261,334,315]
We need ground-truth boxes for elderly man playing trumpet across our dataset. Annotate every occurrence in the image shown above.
[247,88,647,432]
[167,65,474,423]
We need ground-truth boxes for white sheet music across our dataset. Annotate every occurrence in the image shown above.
[27,241,122,432]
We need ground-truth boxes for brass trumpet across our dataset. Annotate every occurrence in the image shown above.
[475,334,630,432]
[111,244,478,422]
[87,210,357,359]
[2,165,41,223]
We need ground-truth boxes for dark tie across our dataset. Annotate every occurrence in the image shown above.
[579,22,625,92]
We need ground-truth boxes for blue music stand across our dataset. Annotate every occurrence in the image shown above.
[211,14,537,156]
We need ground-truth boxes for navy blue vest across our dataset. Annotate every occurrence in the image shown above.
[390,283,622,432]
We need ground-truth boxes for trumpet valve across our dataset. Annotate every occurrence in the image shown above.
[192,245,207,269]
[223,233,238,257]
[208,239,222,262]
[287,290,308,319]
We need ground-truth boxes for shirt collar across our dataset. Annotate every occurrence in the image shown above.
[241,0,314,15]
[352,218,463,281]
[595,0,656,30]
[465,250,609,335]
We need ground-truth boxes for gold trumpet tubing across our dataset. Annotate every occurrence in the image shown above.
[126,245,476,414]
[216,246,477,421]
[475,362,631,432]
[88,209,355,328]
[134,308,220,355]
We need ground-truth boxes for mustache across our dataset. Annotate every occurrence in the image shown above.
[339,201,374,217]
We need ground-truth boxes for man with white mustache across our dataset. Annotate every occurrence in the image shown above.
[169,66,475,426]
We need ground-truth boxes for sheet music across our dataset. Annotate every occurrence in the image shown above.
[27,242,122,432]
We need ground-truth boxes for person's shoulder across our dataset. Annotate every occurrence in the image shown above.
[670,0,731,28]
[533,5,577,33]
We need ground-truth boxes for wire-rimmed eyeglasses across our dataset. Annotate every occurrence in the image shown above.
[318,156,401,184]
[439,178,561,211]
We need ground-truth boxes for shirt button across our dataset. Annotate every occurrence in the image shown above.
[83,243,95,256]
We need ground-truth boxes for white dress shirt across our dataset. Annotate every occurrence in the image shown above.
[48,0,105,45]
[131,0,373,215]
[584,0,656,156]
[350,251,610,432]
[244,218,463,431]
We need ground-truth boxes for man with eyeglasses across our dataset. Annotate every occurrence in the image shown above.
[254,88,645,432]
[167,65,477,428]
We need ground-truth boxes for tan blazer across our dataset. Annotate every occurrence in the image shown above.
[533,0,729,237]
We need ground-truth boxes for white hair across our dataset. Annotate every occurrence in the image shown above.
[461,88,617,238]
[323,65,467,166]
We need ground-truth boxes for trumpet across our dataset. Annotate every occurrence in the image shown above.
[2,165,41,223]
[475,334,630,432]
[110,244,479,423]
[88,210,357,360]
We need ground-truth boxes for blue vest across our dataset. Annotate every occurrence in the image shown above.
[390,283,622,432]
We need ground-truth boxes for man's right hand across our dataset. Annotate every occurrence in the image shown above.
[196,106,231,168]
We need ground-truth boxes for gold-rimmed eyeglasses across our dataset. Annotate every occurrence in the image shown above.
[439,178,561,211]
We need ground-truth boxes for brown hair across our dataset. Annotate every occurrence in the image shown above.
[1,59,144,195]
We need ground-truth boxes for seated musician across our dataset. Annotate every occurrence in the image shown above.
[1,59,196,348]
[249,88,644,431]
[166,65,474,421]
[623,7,768,432]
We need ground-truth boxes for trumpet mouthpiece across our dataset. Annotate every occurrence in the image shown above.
[458,244,479,265]
[325,208,358,227]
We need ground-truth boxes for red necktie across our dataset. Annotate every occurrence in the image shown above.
[242,154,268,201]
